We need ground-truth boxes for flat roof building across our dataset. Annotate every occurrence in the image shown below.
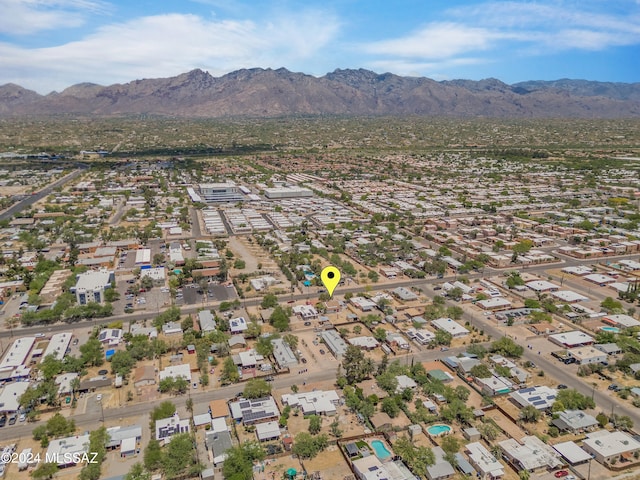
[41,332,72,362]
[582,430,640,465]
[200,182,244,203]
[498,436,562,472]
[510,386,557,410]
[46,433,90,466]
[549,331,595,348]
[198,310,217,332]
[229,396,279,425]
[0,336,35,370]
[466,442,505,480]
[281,390,339,416]
[73,269,114,305]
[431,318,469,337]
[320,330,348,358]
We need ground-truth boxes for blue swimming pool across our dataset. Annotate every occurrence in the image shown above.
[600,326,620,333]
[371,440,391,460]
[427,424,452,436]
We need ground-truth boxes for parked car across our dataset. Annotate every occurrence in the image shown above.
[608,383,621,391]
[34,333,45,338]
[304,321,311,326]
[0,416,6,427]
[96,394,102,402]
[8,414,17,425]
[319,349,326,355]
[555,471,569,478]
[557,384,568,389]
[18,413,26,422]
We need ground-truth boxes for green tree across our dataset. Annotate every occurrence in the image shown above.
[519,405,541,423]
[381,397,401,417]
[342,345,375,383]
[162,433,196,479]
[601,296,623,312]
[269,305,290,331]
[283,333,298,351]
[31,462,59,479]
[490,336,524,358]
[243,379,271,399]
[144,439,163,471]
[80,337,104,367]
[309,415,322,434]
[261,293,278,309]
[292,432,328,459]
[256,335,275,357]
[221,356,240,384]
[110,350,135,377]
[222,442,265,480]
[150,401,176,424]
[555,389,595,410]
[433,329,453,346]
[125,463,151,480]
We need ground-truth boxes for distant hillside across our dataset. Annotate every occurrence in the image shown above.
[0,68,639,118]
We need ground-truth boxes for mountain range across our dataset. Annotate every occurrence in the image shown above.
[1,68,639,118]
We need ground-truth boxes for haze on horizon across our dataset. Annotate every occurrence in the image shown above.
[1,0,639,94]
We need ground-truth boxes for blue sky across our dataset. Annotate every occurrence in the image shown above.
[1,0,639,93]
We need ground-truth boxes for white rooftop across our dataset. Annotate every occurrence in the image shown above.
[551,290,589,303]
[0,336,35,370]
[510,386,557,410]
[159,363,192,382]
[583,430,640,457]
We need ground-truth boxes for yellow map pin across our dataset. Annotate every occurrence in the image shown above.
[320,266,341,298]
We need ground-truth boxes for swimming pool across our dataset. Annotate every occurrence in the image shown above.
[600,326,620,333]
[371,440,391,460]
[427,424,452,436]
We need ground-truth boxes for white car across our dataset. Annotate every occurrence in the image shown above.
[18,413,26,422]
[34,333,45,338]
[96,394,102,402]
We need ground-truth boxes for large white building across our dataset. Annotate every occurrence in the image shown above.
[73,269,114,305]
[264,186,313,199]
[41,332,72,362]
[431,318,469,338]
[199,182,244,203]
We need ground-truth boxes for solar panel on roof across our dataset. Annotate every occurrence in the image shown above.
[532,400,546,406]
[529,396,541,401]
[239,401,250,408]
[520,387,534,393]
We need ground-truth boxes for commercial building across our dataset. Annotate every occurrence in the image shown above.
[264,186,313,199]
[0,336,35,371]
[549,331,594,348]
[271,338,298,369]
[320,330,348,358]
[431,318,469,338]
[73,269,114,305]
[0,382,29,414]
[199,182,244,203]
[567,346,608,365]
[41,332,72,362]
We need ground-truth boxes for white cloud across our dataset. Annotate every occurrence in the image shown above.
[0,9,340,92]
[358,1,640,75]
[361,22,498,59]
[0,0,108,35]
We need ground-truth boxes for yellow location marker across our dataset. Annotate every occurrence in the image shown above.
[320,266,341,298]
